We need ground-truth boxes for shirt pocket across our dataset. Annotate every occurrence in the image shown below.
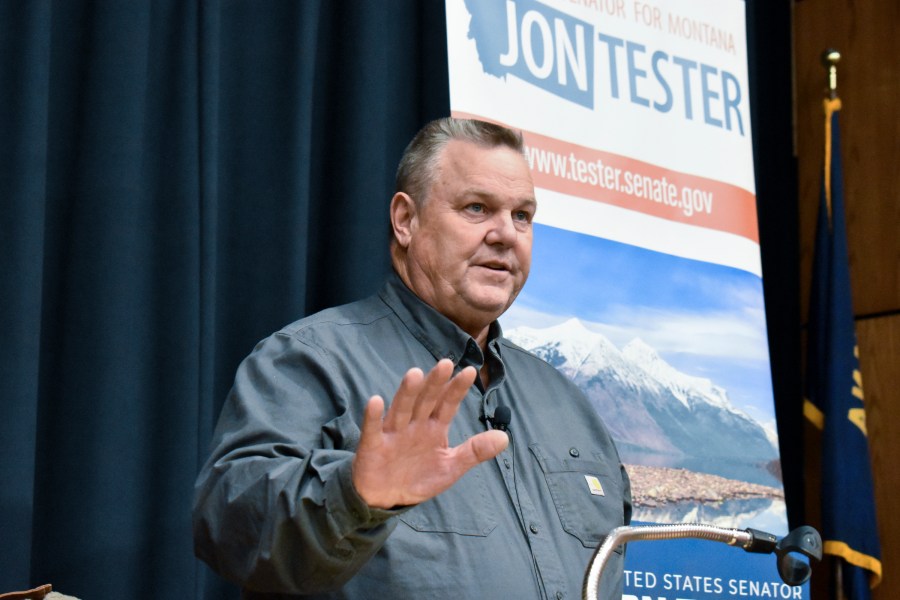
[397,465,498,536]
[529,442,626,548]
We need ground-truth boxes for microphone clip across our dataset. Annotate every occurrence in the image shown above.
[482,405,512,432]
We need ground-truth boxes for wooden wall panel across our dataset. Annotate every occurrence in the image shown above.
[794,1,900,598]
[794,0,900,319]
[858,316,900,600]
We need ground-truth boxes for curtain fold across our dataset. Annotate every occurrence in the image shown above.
[0,0,52,589]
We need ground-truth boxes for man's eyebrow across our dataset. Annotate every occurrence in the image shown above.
[459,189,494,200]
[461,189,537,206]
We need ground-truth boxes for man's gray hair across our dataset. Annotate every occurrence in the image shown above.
[395,118,525,206]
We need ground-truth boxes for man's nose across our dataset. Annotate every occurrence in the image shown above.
[484,213,518,247]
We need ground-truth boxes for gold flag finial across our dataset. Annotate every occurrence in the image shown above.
[821,49,841,99]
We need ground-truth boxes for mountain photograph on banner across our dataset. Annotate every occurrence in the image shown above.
[502,224,785,532]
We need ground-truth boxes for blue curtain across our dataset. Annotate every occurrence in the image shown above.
[0,1,448,597]
[0,1,798,598]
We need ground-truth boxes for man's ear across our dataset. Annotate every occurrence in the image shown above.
[390,192,417,249]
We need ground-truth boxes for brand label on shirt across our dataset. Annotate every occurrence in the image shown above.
[584,475,605,496]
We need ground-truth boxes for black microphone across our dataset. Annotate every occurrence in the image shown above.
[491,405,512,432]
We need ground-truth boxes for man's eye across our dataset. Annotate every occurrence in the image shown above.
[467,204,485,213]
[514,210,532,222]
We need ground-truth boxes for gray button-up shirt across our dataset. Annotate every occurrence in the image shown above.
[193,273,631,599]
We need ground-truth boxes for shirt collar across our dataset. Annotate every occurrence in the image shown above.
[378,271,501,372]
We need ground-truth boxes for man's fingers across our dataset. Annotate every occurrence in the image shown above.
[410,359,455,421]
[433,365,477,423]
[358,395,386,449]
[383,368,424,431]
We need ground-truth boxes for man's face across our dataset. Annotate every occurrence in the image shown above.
[399,139,536,337]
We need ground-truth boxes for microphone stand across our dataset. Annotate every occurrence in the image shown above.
[582,523,823,600]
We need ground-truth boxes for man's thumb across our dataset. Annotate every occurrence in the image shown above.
[467,430,509,465]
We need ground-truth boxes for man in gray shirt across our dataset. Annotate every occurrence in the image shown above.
[193,118,632,599]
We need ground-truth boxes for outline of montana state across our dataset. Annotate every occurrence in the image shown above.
[463,0,510,79]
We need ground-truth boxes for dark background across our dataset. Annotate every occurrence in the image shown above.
[0,1,797,598]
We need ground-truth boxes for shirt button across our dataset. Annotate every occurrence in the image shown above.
[569,447,580,457]
[529,523,539,534]
[503,458,511,469]
[556,592,564,600]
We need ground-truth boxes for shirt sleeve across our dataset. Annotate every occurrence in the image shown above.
[192,331,404,594]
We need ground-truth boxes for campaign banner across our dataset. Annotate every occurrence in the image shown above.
[445,1,804,598]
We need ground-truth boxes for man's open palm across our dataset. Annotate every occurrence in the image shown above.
[352,359,509,509]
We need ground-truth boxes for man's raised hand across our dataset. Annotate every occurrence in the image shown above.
[351,359,509,509]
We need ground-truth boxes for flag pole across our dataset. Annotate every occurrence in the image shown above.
[820,51,844,598]
[821,50,841,224]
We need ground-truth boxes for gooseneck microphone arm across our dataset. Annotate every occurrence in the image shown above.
[582,523,822,600]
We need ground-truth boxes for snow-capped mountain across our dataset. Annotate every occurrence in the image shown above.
[622,338,729,411]
[506,318,778,463]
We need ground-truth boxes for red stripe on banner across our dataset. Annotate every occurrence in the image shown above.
[452,111,760,244]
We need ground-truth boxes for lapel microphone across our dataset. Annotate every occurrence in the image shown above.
[490,404,512,432]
